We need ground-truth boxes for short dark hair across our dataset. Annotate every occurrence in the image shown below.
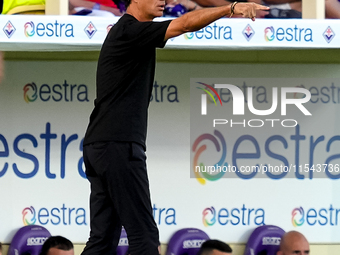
[120,0,131,8]
[40,236,73,255]
[198,240,232,255]
[0,242,2,252]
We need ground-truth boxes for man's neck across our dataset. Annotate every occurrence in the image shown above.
[126,6,154,22]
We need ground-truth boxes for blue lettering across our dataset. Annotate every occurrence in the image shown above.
[205,25,212,39]
[305,28,313,42]
[329,205,334,225]
[65,24,74,37]
[254,209,265,225]
[78,138,86,178]
[276,27,284,41]
[28,81,88,102]
[30,21,74,37]
[298,27,304,41]
[223,26,232,40]
[61,204,67,225]
[265,135,289,179]
[60,23,65,38]
[306,209,317,225]
[294,25,298,41]
[241,204,247,225]
[219,88,230,103]
[165,208,176,225]
[321,86,330,103]
[158,208,165,225]
[195,28,204,39]
[296,205,340,226]
[233,135,260,179]
[290,125,305,179]
[52,84,62,101]
[286,27,293,41]
[270,25,312,42]
[214,206,265,226]
[167,85,179,102]
[40,84,51,101]
[46,23,54,37]
[218,25,223,39]
[309,136,324,179]
[54,20,60,37]
[36,23,45,36]
[38,208,49,225]
[34,205,87,226]
[63,80,69,102]
[256,86,268,103]
[230,208,240,225]
[218,208,229,225]
[309,87,319,103]
[68,207,75,225]
[13,134,39,178]
[152,204,176,225]
[40,123,57,179]
[51,208,61,225]
[75,208,87,225]
[77,84,89,102]
[248,208,254,225]
[61,134,78,179]
[318,208,328,225]
[190,24,231,40]
[325,136,340,179]
[213,23,218,39]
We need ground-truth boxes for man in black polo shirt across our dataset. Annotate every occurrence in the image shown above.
[82,1,268,255]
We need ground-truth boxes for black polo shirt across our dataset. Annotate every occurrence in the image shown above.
[84,14,171,149]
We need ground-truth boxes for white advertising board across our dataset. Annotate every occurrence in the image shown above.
[0,60,339,244]
[0,15,339,51]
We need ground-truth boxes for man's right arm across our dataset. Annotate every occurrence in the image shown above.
[164,2,269,41]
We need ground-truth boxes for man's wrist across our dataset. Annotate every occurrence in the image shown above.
[229,1,238,18]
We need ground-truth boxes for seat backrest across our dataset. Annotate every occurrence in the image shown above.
[244,225,285,255]
[2,0,45,14]
[8,225,51,255]
[116,228,128,255]
[166,228,210,255]
[6,5,45,14]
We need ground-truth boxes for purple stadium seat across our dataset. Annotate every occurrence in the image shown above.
[116,227,129,255]
[244,225,285,255]
[8,225,51,255]
[166,228,210,255]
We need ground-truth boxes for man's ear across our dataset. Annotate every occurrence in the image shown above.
[277,251,283,255]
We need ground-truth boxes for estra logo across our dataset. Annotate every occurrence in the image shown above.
[292,205,340,226]
[192,130,228,185]
[202,205,265,226]
[184,22,232,40]
[22,206,36,225]
[292,207,304,227]
[202,207,216,226]
[264,25,313,42]
[23,81,89,103]
[22,204,87,226]
[24,20,74,38]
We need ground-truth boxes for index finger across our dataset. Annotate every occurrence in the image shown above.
[255,4,270,11]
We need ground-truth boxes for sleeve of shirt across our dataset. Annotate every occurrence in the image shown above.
[127,19,172,49]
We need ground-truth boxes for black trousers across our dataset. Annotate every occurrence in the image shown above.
[81,141,159,255]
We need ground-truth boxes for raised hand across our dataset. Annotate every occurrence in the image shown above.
[233,2,270,21]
